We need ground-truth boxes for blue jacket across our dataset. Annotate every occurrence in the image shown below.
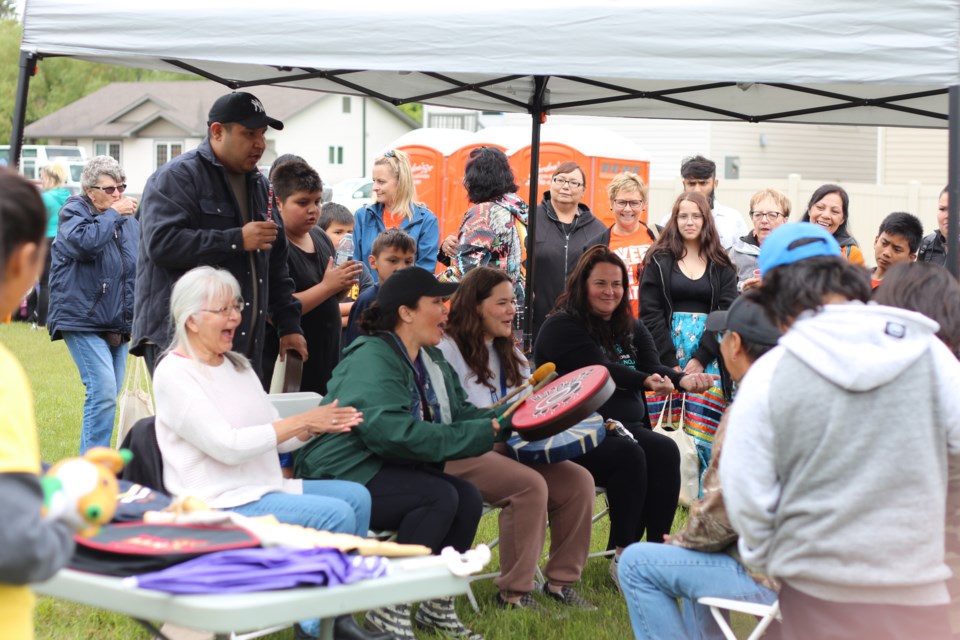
[352,201,439,281]
[48,195,138,338]
[131,138,301,375]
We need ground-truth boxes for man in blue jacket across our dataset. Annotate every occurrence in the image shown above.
[132,92,306,379]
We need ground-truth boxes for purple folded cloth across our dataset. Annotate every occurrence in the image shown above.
[127,547,387,594]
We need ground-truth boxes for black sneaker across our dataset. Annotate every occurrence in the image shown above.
[495,592,542,611]
[541,583,598,610]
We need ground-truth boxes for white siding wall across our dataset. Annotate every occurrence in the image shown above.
[709,122,877,183]
[269,97,414,185]
[879,127,948,186]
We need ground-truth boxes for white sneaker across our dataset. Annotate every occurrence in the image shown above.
[610,554,622,593]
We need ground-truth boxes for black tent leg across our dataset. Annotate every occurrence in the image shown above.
[522,76,548,354]
[948,86,959,278]
[9,51,38,169]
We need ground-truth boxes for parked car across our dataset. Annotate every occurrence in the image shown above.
[330,177,373,211]
[0,145,87,194]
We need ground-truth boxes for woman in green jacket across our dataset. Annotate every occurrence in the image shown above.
[296,266,502,640]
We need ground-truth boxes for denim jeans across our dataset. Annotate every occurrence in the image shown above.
[63,331,128,454]
[226,479,372,538]
[619,542,778,640]
[227,480,372,639]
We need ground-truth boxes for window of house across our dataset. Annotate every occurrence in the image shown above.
[342,97,351,113]
[94,141,122,162]
[328,145,344,165]
[155,141,184,169]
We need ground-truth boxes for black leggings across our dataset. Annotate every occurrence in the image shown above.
[365,463,483,554]
[573,429,680,548]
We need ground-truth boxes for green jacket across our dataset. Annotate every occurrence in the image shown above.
[295,335,497,485]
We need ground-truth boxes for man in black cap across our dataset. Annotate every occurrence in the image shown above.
[132,91,307,379]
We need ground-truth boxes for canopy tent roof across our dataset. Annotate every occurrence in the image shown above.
[18,0,960,128]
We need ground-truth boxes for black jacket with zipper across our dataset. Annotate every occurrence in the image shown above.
[638,251,737,369]
[531,193,606,339]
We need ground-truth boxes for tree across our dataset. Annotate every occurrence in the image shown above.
[0,19,195,146]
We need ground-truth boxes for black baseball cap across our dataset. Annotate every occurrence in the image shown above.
[207,92,284,130]
[377,267,458,314]
[706,296,781,346]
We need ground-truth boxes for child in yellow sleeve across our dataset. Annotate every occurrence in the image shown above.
[0,169,75,639]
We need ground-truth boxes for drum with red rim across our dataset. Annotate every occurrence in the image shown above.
[505,412,606,464]
[511,365,614,441]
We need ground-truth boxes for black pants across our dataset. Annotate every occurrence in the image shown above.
[574,429,680,549]
[365,463,483,554]
[779,583,951,640]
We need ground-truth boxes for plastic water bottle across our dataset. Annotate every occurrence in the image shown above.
[335,233,354,267]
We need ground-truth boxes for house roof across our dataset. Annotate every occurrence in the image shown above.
[23,81,418,138]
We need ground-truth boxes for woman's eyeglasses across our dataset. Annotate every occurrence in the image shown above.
[613,199,644,210]
[750,210,784,221]
[552,177,583,189]
[90,184,127,195]
[201,299,244,316]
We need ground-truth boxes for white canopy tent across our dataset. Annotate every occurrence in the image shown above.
[14,0,960,340]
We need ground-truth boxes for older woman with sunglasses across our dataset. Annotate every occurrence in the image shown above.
[530,161,606,338]
[48,155,140,453]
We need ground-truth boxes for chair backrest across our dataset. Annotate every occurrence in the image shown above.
[119,416,166,493]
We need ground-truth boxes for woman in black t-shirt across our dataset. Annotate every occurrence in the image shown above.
[263,160,364,394]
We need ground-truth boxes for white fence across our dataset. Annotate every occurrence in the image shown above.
[645,175,945,268]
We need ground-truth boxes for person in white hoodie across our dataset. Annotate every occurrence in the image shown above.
[720,222,960,640]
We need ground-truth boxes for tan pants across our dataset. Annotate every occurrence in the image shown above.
[445,444,595,595]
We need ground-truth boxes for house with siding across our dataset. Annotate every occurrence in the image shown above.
[23,81,419,194]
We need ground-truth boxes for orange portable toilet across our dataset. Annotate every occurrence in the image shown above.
[395,144,444,221]
[443,142,508,242]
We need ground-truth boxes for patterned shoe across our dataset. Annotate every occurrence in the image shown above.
[364,603,415,640]
[609,554,622,593]
[495,591,542,611]
[542,583,598,610]
[414,596,484,639]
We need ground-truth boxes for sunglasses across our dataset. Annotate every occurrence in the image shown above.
[90,184,127,195]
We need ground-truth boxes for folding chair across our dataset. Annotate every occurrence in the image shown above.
[697,597,780,640]
[588,487,615,559]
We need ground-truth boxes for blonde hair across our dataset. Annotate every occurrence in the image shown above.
[42,162,68,188]
[607,171,648,205]
[749,188,791,219]
[374,149,418,221]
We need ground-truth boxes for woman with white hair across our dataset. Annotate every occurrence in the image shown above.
[153,266,386,640]
[48,155,140,453]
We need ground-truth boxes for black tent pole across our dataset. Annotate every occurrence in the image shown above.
[9,51,38,168]
[522,76,547,354]
[948,86,959,278]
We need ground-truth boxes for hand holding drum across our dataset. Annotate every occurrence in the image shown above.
[492,362,556,407]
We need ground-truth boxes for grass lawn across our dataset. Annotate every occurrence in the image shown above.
[2,321,758,639]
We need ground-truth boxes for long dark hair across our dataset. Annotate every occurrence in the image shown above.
[553,245,634,357]
[801,184,851,238]
[463,147,518,204]
[358,302,403,336]
[0,169,46,268]
[446,267,523,390]
[643,191,731,268]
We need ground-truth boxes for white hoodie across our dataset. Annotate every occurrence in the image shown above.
[721,302,960,605]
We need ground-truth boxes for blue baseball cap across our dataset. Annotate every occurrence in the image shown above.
[758,223,842,276]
